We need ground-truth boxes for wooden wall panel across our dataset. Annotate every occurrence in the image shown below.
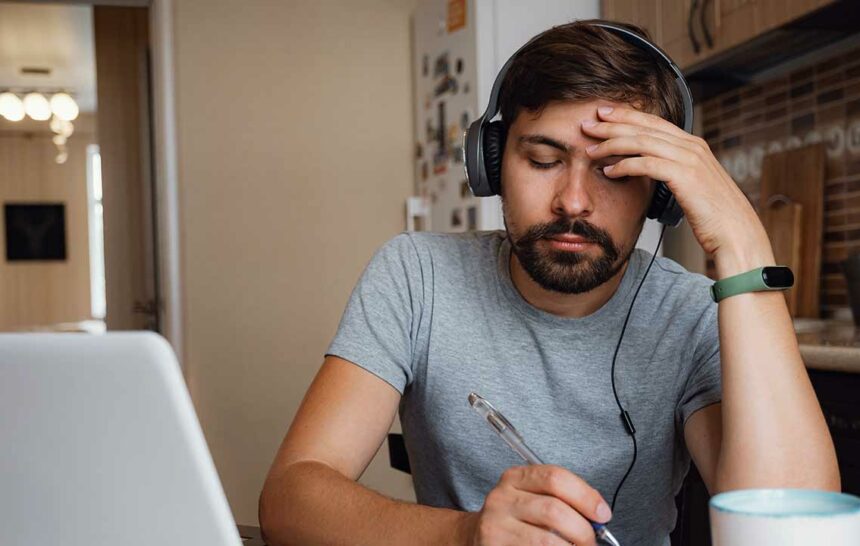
[0,116,96,330]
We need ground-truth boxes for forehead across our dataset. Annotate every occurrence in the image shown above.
[509,98,635,134]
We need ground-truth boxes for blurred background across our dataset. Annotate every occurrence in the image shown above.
[2,2,860,541]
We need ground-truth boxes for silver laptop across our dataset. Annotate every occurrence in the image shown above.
[0,332,247,546]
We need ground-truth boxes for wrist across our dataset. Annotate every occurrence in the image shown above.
[455,511,478,546]
[713,237,776,280]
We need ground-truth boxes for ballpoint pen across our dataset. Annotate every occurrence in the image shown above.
[468,392,622,546]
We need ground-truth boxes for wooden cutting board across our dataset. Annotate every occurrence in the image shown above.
[759,143,825,318]
[762,196,803,315]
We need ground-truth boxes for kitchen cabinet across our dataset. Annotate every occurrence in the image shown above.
[670,464,711,546]
[697,0,760,65]
[601,0,661,43]
[757,0,837,35]
[808,369,860,495]
[602,0,837,70]
[659,0,705,69]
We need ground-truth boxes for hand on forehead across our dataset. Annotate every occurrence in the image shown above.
[511,99,649,157]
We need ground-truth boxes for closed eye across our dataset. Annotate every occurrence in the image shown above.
[529,158,560,170]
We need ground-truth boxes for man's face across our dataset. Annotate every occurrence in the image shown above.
[501,99,654,294]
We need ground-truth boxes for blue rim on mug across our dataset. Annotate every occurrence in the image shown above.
[710,489,860,518]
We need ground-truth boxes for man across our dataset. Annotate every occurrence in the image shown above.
[259,19,839,546]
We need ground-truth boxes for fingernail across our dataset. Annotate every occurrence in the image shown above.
[586,144,598,153]
[596,501,612,522]
[603,164,614,172]
[581,119,597,128]
[598,106,613,116]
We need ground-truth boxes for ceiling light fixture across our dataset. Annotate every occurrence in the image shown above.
[50,92,79,121]
[0,92,25,121]
[23,92,51,121]
[1,89,81,166]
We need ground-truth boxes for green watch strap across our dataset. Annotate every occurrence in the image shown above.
[710,266,794,303]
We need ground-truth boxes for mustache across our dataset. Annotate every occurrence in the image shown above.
[514,217,617,254]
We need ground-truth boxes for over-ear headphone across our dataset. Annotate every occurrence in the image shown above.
[463,21,693,228]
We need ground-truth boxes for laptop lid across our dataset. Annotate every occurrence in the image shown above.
[0,332,243,546]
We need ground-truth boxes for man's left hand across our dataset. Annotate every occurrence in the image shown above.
[582,104,775,277]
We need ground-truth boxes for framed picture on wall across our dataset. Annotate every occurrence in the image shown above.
[4,203,67,261]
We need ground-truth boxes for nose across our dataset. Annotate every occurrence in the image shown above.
[551,162,594,219]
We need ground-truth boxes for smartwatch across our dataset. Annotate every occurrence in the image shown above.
[710,266,794,303]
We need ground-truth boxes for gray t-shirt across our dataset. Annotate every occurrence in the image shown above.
[327,230,721,546]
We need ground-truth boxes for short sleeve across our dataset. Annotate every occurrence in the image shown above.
[325,233,424,394]
[676,304,722,431]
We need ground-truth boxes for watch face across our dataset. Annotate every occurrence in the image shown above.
[762,266,794,288]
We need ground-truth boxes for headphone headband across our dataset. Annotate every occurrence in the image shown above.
[479,22,692,133]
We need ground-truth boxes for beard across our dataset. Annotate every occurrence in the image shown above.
[507,216,634,294]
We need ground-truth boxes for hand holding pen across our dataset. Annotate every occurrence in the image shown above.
[467,392,621,546]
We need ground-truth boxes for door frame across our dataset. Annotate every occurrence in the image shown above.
[148,0,184,367]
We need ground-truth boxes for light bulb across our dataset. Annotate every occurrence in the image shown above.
[0,92,25,121]
[50,92,79,121]
[50,116,75,137]
[23,92,51,121]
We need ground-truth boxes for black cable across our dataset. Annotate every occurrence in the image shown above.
[609,223,668,511]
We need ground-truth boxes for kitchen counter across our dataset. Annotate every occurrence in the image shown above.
[795,319,860,373]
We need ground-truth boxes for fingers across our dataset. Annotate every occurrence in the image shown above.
[583,105,724,176]
[601,156,691,191]
[513,491,599,546]
[586,131,699,167]
[475,466,610,546]
[582,117,694,151]
[477,517,572,546]
[595,104,700,146]
[501,465,612,524]
[581,120,701,192]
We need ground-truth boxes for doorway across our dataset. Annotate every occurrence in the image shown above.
[0,1,176,338]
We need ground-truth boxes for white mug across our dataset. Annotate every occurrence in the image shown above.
[709,488,860,545]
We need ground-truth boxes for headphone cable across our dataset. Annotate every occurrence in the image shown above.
[609,223,668,511]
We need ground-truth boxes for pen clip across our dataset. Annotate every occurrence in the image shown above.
[468,392,522,438]
[487,410,517,435]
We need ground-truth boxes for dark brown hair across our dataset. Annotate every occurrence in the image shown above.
[498,19,684,129]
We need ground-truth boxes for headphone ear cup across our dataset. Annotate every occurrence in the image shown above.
[648,181,684,227]
[647,182,671,220]
[483,121,507,196]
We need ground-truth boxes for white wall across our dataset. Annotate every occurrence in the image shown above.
[173,0,418,524]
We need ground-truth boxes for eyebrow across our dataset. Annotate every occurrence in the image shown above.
[517,134,572,153]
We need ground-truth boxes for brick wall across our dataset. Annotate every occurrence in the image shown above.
[701,43,860,318]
